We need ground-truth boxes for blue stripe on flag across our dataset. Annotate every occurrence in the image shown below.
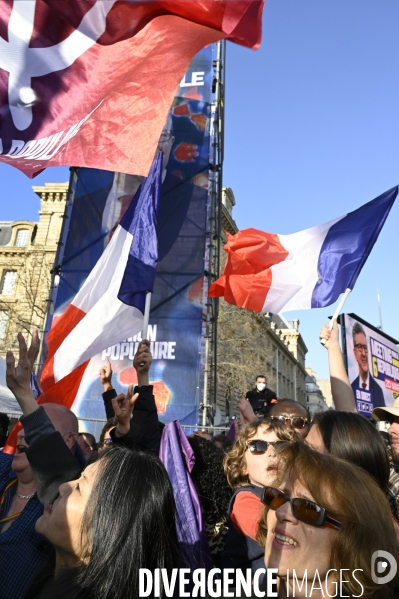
[311,186,398,308]
[117,152,163,312]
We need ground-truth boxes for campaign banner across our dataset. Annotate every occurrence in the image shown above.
[342,313,399,417]
[50,45,214,435]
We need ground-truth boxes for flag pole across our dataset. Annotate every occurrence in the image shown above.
[142,292,152,340]
[321,287,351,345]
[139,292,152,367]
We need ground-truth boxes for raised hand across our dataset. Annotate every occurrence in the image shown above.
[28,328,40,368]
[133,340,152,386]
[6,332,38,415]
[319,318,356,412]
[319,319,339,350]
[111,384,139,435]
[236,397,257,425]
[99,357,113,391]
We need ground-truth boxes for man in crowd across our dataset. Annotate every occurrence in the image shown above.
[245,375,277,418]
[268,398,310,440]
[351,321,385,408]
[237,394,310,441]
[77,431,97,457]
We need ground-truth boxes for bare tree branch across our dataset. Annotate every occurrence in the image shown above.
[0,246,51,356]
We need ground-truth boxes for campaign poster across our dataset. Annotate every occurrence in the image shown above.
[342,313,399,418]
[50,45,214,437]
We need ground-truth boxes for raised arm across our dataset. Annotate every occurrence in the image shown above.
[111,385,139,439]
[134,340,151,387]
[104,341,161,453]
[129,340,161,454]
[6,331,40,416]
[99,356,113,392]
[319,319,357,413]
[237,397,257,425]
[6,332,81,505]
[99,357,119,419]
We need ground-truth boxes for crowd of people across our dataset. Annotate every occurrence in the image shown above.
[0,321,399,598]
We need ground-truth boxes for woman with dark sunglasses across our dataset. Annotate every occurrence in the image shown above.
[221,419,294,583]
[258,442,398,598]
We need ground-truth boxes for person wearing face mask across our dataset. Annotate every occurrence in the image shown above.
[245,376,278,418]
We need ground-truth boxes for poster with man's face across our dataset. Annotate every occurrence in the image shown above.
[344,314,399,417]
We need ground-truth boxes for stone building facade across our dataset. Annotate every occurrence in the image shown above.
[215,188,308,422]
[316,378,334,408]
[305,367,330,417]
[0,183,67,359]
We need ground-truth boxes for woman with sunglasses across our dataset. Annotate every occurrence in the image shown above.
[222,419,294,581]
[258,442,398,598]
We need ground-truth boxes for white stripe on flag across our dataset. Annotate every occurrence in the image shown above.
[262,216,344,313]
[72,223,129,312]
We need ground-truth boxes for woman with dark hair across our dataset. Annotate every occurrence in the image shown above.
[306,410,390,491]
[6,334,181,599]
[258,442,399,598]
[33,447,181,599]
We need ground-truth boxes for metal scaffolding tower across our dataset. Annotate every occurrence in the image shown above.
[200,40,226,426]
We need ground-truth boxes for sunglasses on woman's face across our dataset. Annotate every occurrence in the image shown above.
[271,415,309,430]
[261,486,341,529]
[246,440,287,455]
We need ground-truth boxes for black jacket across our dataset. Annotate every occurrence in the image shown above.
[246,387,277,416]
[102,385,161,454]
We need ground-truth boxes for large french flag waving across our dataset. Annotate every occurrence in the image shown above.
[0,0,264,178]
[209,186,398,313]
[40,152,162,402]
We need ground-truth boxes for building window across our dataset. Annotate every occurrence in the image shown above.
[1,271,17,295]
[0,311,8,342]
[15,229,29,247]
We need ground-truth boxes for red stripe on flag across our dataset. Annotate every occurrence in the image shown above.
[41,304,86,391]
[209,228,289,312]
[38,361,89,409]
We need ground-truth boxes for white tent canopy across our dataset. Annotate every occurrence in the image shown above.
[0,355,21,414]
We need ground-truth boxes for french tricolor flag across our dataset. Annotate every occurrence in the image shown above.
[209,187,397,313]
[40,153,162,402]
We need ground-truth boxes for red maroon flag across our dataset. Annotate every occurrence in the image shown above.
[0,0,264,178]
